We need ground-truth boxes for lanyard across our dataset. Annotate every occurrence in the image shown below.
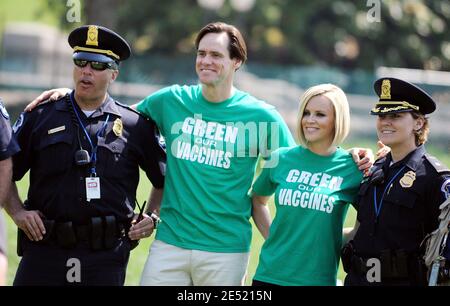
[373,165,406,219]
[70,92,110,176]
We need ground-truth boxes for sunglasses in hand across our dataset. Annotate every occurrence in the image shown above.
[134,200,161,229]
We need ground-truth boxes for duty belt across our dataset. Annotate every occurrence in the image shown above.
[18,215,129,255]
[349,251,427,284]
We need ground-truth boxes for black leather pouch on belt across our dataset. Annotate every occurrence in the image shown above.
[56,221,77,248]
[90,217,103,250]
[103,215,117,249]
[380,249,409,279]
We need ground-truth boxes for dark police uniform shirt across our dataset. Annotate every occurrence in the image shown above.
[11,93,165,226]
[1,98,20,255]
[353,145,450,257]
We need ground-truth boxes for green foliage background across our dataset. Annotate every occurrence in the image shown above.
[2,0,449,70]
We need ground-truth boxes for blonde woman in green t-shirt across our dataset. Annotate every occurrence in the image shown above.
[251,84,363,286]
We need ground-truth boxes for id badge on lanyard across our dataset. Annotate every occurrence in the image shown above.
[69,92,109,202]
[86,176,101,201]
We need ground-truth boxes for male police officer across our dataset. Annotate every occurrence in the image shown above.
[3,25,165,285]
[0,98,20,285]
[342,78,450,286]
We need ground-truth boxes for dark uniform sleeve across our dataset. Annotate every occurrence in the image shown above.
[136,116,166,189]
[0,100,20,160]
[10,111,35,181]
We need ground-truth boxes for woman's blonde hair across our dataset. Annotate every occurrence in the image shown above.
[411,111,429,146]
[296,84,350,147]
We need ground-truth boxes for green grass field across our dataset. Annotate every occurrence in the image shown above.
[2,142,449,285]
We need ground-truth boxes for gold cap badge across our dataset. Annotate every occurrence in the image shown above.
[113,118,123,137]
[380,79,391,100]
[399,171,416,188]
[86,25,99,46]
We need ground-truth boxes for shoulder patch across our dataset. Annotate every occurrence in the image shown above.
[0,99,10,119]
[12,113,24,133]
[425,154,450,174]
[441,177,450,200]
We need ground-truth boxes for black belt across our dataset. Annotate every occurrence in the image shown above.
[349,251,424,281]
[74,224,93,242]
[21,216,129,251]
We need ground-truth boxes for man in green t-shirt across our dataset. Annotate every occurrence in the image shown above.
[135,22,296,285]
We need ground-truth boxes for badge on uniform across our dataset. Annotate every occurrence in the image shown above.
[86,177,101,201]
[400,171,416,188]
[0,100,10,119]
[113,118,123,136]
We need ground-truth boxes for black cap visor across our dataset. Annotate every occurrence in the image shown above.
[73,51,115,63]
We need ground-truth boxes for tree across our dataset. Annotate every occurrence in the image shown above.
[42,0,450,70]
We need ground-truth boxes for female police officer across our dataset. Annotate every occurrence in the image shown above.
[343,77,450,286]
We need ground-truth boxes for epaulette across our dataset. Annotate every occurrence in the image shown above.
[425,154,450,174]
[32,94,69,111]
[364,156,386,180]
[373,156,386,168]
[35,98,56,107]
[114,100,145,117]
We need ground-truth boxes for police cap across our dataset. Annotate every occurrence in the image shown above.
[371,77,436,115]
[68,25,131,63]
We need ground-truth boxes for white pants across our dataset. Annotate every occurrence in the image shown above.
[140,240,250,286]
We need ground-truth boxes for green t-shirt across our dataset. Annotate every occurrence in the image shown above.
[252,146,363,285]
[137,84,295,252]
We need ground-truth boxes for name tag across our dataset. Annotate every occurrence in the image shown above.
[86,177,101,201]
[48,125,66,134]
